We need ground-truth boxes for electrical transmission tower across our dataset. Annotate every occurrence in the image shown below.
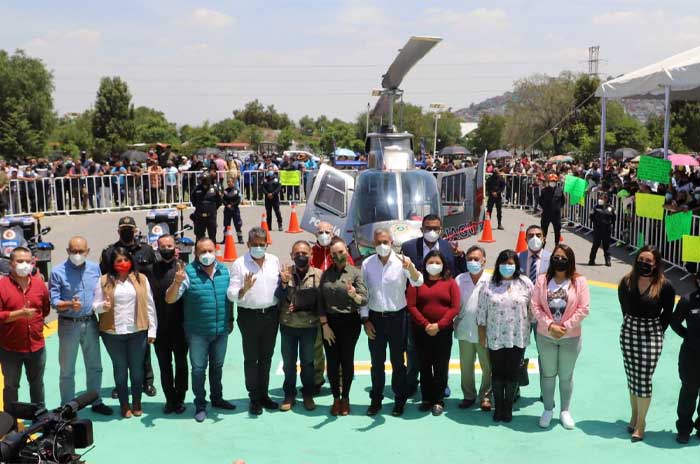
[588,46,600,76]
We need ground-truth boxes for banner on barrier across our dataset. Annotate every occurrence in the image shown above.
[280,171,301,186]
[635,193,664,220]
[682,235,700,262]
[665,211,692,241]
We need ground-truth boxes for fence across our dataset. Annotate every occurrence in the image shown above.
[1,170,309,217]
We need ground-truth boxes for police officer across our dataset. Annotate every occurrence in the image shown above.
[100,216,158,397]
[670,272,700,444]
[589,193,615,266]
[222,176,243,244]
[486,168,506,230]
[191,174,222,243]
[538,173,565,246]
[262,170,283,232]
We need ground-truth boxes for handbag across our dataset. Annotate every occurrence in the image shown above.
[518,357,530,386]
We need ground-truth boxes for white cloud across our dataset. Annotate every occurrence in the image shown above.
[23,29,102,54]
[191,8,234,28]
[64,29,101,43]
[340,2,385,26]
[425,7,510,32]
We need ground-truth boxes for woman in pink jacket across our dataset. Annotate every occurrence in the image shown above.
[532,244,590,430]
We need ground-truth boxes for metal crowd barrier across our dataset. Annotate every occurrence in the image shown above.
[2,170,309,217]
[501,174,543,210]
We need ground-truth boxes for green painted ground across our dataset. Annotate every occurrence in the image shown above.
[17,285,700,463]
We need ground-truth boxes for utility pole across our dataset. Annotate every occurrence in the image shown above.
[429,103,446,156]
[365,102,370,137]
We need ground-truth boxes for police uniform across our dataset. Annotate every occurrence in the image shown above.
[262,173,283,231]
[538,183,565,245]
[670,289,700,440]
[589,202,616,266]
[486,172,506,229]
[222,185,243,244]
[190,181,222,243]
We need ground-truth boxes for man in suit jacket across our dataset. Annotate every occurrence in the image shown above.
[400,214,467,397]
[518,225,552,283]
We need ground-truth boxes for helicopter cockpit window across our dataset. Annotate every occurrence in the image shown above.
[314,170,348,217]
[355,171,399,226]
[400,171,439,222]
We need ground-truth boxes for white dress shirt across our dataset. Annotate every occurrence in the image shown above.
[454,271,491,342]
[93,278,157,339]
[360,252,423,318]
[227,253,280,309]
[422,240,440,259]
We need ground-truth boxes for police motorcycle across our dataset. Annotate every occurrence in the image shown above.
[144,205,194,262]
[0,213,54,279]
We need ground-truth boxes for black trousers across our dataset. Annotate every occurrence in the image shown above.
[265,198,282,229]
[324,313,361,399]
[144,345,154,387]
[487,194,503,225]
[676,343,700,435]
[368,309,407,402]
[489,347,524,383]
[413,324,453,405]
[237,307,279,402]
[541,214,562,245]
[244,183,257,201]
[590,229,612,262]
[194,214,217,243]
[223,206,242,237]
[154,329,189,405]
[54,179,65,211]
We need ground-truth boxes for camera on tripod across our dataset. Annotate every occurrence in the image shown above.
[0,391,96,464]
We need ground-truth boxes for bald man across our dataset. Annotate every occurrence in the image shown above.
[49,237,112,415]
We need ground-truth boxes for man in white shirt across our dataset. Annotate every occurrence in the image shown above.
[518,225,551,283]
[361,228,423,417]
[227,227,281,415]
[455,245,492,411]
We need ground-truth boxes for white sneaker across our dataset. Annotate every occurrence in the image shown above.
[560,411,575,429]
[539,409,554,428]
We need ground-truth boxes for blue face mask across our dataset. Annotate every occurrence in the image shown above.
[467,261,482,275]
[499,264,516,278]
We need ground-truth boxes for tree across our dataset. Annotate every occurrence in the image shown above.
[49,110,95,157]
[0,50,55,159]
[92,76,134,156]
[132,106,178,144]
[211,118,245,142]
[233,99,292,129]
[466,114,505,153]
[610,115,648,152]
[241,125,263,150]
[276,126,296,151]
[672,102,700,152]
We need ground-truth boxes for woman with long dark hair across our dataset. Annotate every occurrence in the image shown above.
[477,249,533,423]
[94,247,157,418]
[532,244,590,430]
[618,245,675,442]
[407,250,460,416]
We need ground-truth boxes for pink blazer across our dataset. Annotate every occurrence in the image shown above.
[531,274,590,339]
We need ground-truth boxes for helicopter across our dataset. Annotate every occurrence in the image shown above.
[301,36,485,261]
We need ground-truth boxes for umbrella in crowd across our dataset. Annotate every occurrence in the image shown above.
[194,147,222,157]
[613,147,639,160]
[120,150,148,163]
[645,148,676,158]
[439,145,471,157]
[332,148,357,158]
[548,155,574,163]
[486,149,512,160]
[668,154,700,167]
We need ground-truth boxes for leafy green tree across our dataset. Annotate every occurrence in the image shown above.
[233,99,292,129]
[92,76,134,156]
[466,114,505,153]
[211,118,245,142]
[49,111,95,157]
[132,106,178,144]
[671,102,700,152]
[276,126,297,151]
[610,115,648,152]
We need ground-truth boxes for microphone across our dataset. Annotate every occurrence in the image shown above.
[61,391,98,417]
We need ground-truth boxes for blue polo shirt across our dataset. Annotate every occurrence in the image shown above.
[49,259,101,318]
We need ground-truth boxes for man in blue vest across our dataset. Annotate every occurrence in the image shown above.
[165,238,236,422]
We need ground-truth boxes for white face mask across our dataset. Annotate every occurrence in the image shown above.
[598,199,605,205]
[528,236,543,252]
[426,263,443,276]
[548,182,557,188]
[423,230,440,243]
[375,243,392,257]
[199,252,216,266]
[69,253,86,267]
[317,232,331,247]
[14,262,32,277]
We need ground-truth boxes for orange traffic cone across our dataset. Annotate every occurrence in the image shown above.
[223,226,238,262]
[260,212,272,245]
[215,244,224,262]
[515,223,527,253]
[478,212,496,243]
[286,203,303,234]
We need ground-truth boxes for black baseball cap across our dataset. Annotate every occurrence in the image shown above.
[118,216,137,228]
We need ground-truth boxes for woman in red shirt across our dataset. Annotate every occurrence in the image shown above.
[407,250,460,416]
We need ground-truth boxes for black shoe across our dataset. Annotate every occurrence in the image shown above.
[174,403,187,414]
[391,401,405,417]
[111,388,118,399]
[418,402,432,412]
[605,259,612,267]
[366,400,382,416]
[249,402,263,415]
[497,224,504,230]
[260,397,279,410]
[212,400,237,410]
[501,403,513,423]
[588,260,595,266]
[144,384,157,397]
[237,235,244,244]
[278,225,283,231]
[163,403,175,414]
[91,403,113,416]
[458,399,476,409]
[676,433,690,444]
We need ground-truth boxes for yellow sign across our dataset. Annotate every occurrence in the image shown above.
[279,170,301,186]
[635,193,664,220]
[682,235,700,262]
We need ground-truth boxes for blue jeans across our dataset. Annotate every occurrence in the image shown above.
[280,325,317,398]
[0,347,46,418]
[101,331,147,406]
[186,333,228,411]
[58,317,103,405]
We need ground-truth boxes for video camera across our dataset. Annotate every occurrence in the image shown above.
[0,391,96,464]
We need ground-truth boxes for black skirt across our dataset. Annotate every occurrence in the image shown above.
[620,315,663,397]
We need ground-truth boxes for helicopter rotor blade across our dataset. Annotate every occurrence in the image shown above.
[381,36,442,90]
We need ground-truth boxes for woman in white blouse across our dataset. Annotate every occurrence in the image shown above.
[477,249,533,423]
[94,247,157,418]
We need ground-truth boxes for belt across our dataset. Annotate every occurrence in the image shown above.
[369,308,406,318]
[59,314,96,323]
[239,305,277,315]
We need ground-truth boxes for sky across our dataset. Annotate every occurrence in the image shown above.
[1,0,699,125]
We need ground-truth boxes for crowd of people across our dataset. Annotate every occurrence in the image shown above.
[0,213,698,445]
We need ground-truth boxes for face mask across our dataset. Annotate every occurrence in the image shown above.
[14,262,32,277]
[250,246,266,259]
[636,261,654,277]
[528,236,543,252]
[199,252,216,266]
[467,261,482,275]
[293,255,309,269]
[694,194,700,201]
[119,228,135,242]
[549,182,557,188]
[665,193,673,200]
[499,264,516,278]
[552,257,569,272]
[426,263,443,276]
[598,199,605,205]
[69,253,86,267]
[317,233,331,247]
[159,248,175,261]
[332,254,347,266]
[375,243,392,257]
[114,261,132,274]
[423,230,440,243]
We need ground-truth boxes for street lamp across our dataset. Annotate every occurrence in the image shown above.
[429,103,446,156]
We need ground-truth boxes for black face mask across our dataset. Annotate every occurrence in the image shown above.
[294,255,309,269]
[119,228,135,243]
[159,248,175,261]
[636,261,654,277]
[552,257,569,272]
